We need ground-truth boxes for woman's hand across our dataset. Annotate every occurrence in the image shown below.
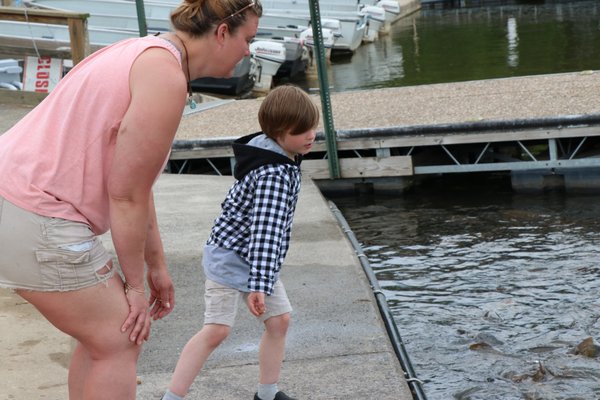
[121,284,151,345]
[147,268,175,320]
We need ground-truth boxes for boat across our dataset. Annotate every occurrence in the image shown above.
[261,0,380,45]
[23,0,256,96]
[260,10,366,54]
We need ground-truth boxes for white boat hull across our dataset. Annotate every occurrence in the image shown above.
[262,11,365,53]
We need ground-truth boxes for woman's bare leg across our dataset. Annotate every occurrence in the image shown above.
[68,341,92,399]
[18,272,142,400]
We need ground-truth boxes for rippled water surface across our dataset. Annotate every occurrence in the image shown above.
[332,178,600,399]
[307,2,600,397]
[291,0,600,92]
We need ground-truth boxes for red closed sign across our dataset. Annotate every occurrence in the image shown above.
[23,56,63,93]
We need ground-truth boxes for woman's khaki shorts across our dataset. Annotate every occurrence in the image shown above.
[204,279,292,326]
[0,196,113,291]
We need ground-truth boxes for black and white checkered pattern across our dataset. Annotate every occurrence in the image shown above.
[207,163,301,295]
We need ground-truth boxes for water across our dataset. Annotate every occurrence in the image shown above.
[289,0,600,92]
[332,176,600,399]
[298,2,600,398]
[293,2,600,398]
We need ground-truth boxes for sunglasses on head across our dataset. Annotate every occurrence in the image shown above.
[219,0,256,23]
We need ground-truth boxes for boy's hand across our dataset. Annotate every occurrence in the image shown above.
[247,291,266,316]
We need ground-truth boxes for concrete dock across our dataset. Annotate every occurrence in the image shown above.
[0,173,414,399]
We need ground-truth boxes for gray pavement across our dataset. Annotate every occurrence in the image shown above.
[135,175,412,399]
[0,173,413,400]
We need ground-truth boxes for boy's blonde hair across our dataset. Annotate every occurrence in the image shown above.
[258,85,320,139]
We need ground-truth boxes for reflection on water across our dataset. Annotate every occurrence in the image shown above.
[333,177,600,399]
[506,17,518,68]
[290,0,600,92]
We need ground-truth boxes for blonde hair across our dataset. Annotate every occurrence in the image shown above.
[258,85,320,139]
[171,0,262,37]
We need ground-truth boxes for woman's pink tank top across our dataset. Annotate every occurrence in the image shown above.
[0,36,181,234]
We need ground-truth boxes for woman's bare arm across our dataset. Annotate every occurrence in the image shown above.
[107,47,186,343]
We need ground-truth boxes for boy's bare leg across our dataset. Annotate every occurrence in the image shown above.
[168,324,230,397]
[259,313,291,384]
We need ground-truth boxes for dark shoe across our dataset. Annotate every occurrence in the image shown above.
[254,391,296,400]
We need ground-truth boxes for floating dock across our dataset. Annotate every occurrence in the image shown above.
[168,70,600,193]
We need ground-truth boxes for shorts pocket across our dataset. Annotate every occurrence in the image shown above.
[35,248,91,289]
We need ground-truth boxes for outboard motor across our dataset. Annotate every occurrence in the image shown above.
[376,0,401,18]
[360,5,386,23]
[359,5,386,41]
[299,27,335,49]
[299,27,335,63]
[249,40,286,92]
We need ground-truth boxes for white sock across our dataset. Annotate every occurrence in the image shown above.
[257,383,278,400]
[162,389,184,400]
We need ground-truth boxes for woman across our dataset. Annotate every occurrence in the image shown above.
[0,0,262,398]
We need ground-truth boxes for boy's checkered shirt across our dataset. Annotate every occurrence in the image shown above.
[207,163,301,295]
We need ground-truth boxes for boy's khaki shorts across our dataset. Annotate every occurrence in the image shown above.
[0,196,113,291]
[204,279,292,326]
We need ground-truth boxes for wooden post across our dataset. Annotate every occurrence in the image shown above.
[66,17,90,65]
[1,0,15,6]
[0,6,90,64]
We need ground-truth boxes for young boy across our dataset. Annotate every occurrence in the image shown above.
[162,85,319,400]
